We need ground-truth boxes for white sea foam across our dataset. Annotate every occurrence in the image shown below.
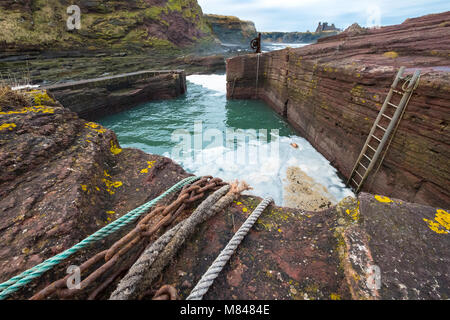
[11,84,40,91]
[175,132,353,206]
[179,74,354,206]
[187,74,227,95]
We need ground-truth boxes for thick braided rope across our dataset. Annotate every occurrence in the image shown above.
[0,176,200,300]
[110,184,232,300]
[109,223,183,300]
[187,197,273,300]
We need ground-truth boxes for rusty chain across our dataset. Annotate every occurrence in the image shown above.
[30,176,226,300]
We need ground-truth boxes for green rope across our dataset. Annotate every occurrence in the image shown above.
[0,176,200,300]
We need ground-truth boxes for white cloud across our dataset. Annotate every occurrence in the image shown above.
[198,0,449,31]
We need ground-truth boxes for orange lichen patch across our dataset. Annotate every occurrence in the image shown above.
[140,160,157,174]
[85,122,107,134]
[374,195,393,203]
[0,105,54,115]
[423,209,450,235]
[0,123,16,131]
[110,140,122,155]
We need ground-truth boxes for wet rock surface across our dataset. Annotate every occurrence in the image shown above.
[227,11,450,208]
[45,70,187,120]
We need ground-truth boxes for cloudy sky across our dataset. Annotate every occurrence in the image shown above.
[198,0,449,32]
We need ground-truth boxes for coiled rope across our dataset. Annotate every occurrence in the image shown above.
[187,196,273,300]
[110,181,251,300]
[0,176,200,300]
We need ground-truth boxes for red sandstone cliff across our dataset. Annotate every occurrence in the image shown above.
[227,12,450,208]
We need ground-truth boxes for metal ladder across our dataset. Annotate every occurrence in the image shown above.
[347,66,421,192]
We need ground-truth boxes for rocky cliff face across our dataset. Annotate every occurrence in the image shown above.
[261,30,340,43]
[205,14,257,46]
[0,0,214,53]
[227,12,450,208]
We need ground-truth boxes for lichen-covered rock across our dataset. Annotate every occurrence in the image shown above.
[151,193,449,300]
[227,11,450,208]
[0,88,190,297]
[0,0,215,53]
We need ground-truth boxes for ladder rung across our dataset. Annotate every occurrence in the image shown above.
[387,102,398,108]
[376,125,386,131]
[359,162,368,171]
[367,145,377,152]
[355,170,364,178]
[371,135,381,142]
[363,154,372,161]
[382,113,392,120]
[351,178,360,187]
[393,90,403,95]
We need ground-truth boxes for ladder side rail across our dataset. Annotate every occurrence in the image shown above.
[347,67,405,186]
[355,70,420,192]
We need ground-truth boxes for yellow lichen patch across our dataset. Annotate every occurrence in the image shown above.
[350,85,364,97]
[106,211,115,215]
[110,140,122,155]
[102,178,123,195]
[423,209,450,235]
[375,195,393,203]
[0,123,16,131]
[346,206,360,222]
[383,51,399,59]
[330,293,341,300]
[242,207,248,213]
[102,170,123,195]
[140,160,157,174]
[28,90,55,106]
[0,105,54,115]
[85,122,107,134]
[81,184,88,192]
[236,202,242,205]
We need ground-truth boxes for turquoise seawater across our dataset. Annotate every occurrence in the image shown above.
[99,74,353,206]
